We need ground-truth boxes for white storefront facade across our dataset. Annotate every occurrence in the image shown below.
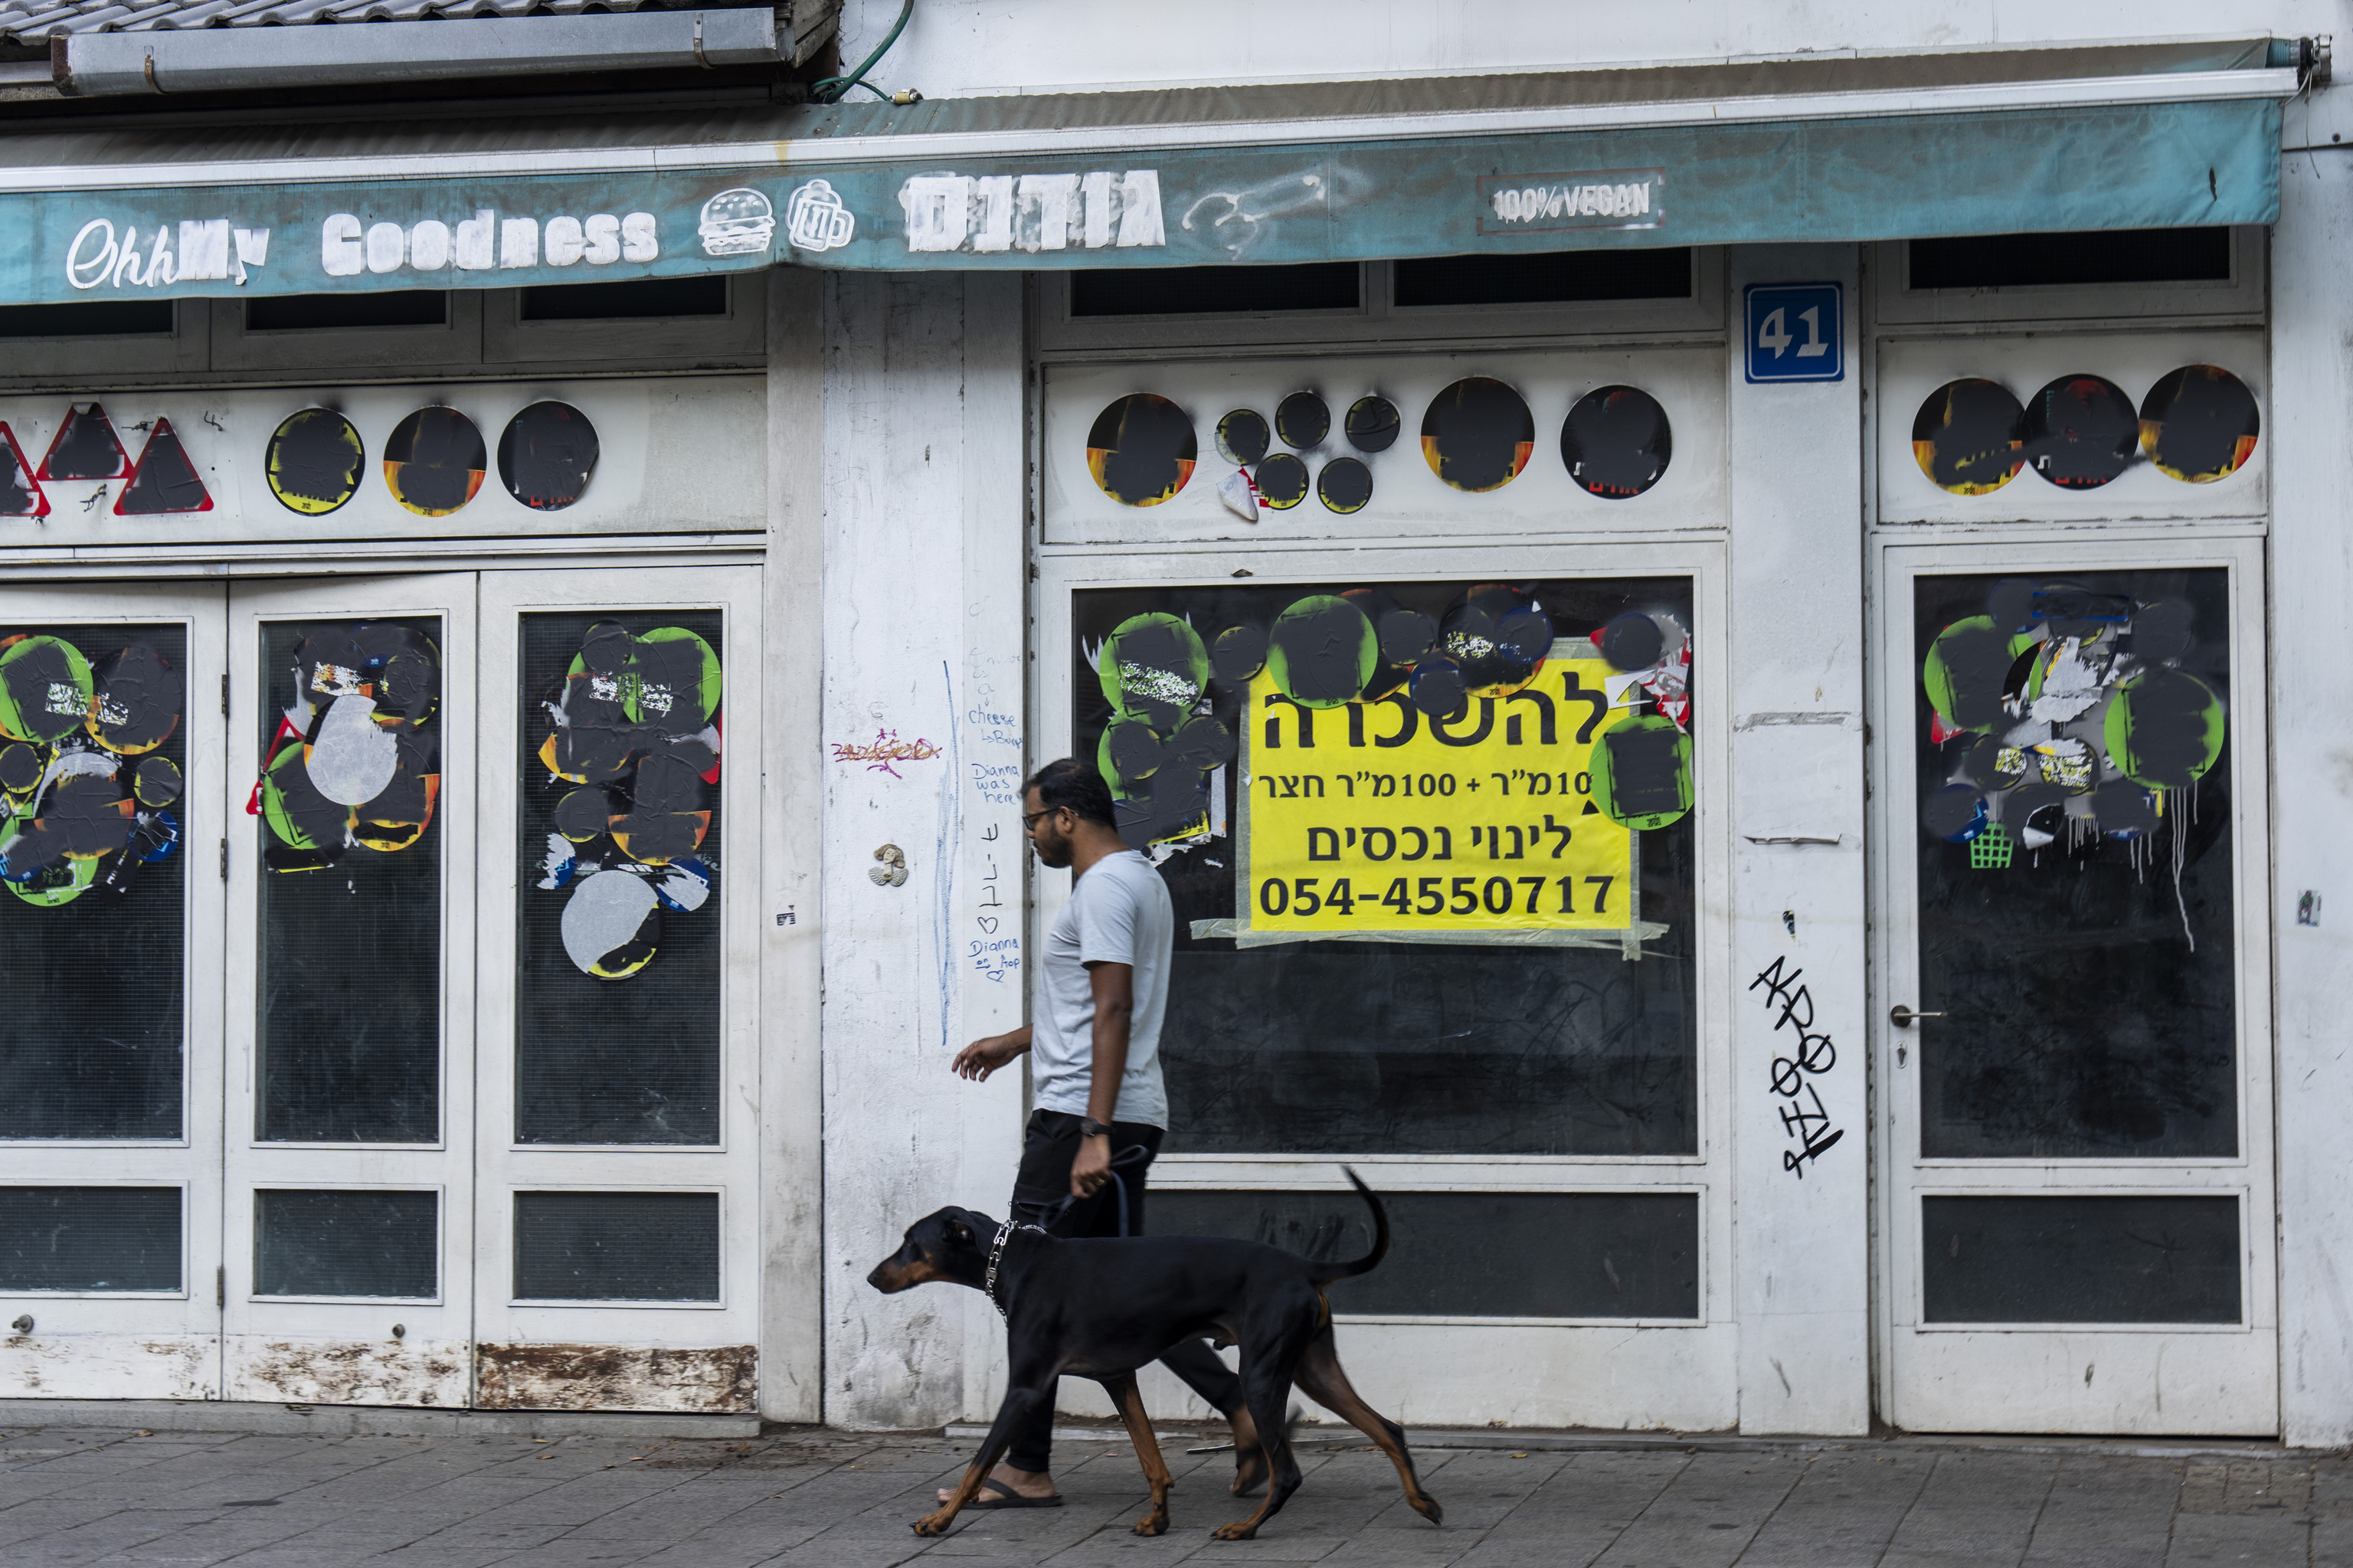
[0,0,2350,1446]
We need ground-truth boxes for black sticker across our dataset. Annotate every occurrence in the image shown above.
[1085,393,1197,506]
[1275,391,1330,449]
[1421,378,1533,493]
[499,401,601,512]
[1215,409,1270,466]
[1344,396,1400,453]
[1911,379,2024,495]
[2021,376,2138,489]
[1317,457,1373,514]
[2139,365,2260,483]
[1560,385,1671,499]
[1255,452,1309,509]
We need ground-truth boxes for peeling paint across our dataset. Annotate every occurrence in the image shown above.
[475,1343,756,1413]
[228,1338,466,1407]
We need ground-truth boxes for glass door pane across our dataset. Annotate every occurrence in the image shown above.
[254,615,447,1144]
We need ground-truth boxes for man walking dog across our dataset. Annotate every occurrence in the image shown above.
[944,758,1262,1509]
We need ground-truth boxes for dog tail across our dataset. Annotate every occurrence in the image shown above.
[1313,1166,1389,1283]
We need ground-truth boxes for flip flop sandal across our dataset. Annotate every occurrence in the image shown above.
[963,1478,1063,1510]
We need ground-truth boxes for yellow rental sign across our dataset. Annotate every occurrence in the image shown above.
[1243,650,1635,936]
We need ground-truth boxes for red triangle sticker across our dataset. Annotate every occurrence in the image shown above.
[0,425,47,519]
[114,419,213,516]
[38,402,129,482]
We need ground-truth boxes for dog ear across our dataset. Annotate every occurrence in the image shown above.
[945,1218,974,1247]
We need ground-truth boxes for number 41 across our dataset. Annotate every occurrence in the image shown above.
[1758,306,1829,359]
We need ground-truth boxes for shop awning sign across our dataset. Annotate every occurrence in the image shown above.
[0,83,2287,306]
[1239,651,1638,947]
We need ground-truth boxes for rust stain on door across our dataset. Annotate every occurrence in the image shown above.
[475,1343,757,1413]
[230,1339,467,1406]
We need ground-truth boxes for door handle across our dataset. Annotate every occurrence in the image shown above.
[1890,1005,1944,1029]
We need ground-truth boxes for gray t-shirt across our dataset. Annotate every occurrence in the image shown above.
[1031,849,1172,1128]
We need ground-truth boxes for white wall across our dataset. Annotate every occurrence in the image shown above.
[1726,245,1872,1436]
[819,271,1029,1429]
[2268,96,2353,1452]
[837,0,2343,100]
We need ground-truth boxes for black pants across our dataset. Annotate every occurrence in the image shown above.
[1003,1109,1245,1475]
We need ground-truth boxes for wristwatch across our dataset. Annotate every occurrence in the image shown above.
[1079,1116,1111,1139]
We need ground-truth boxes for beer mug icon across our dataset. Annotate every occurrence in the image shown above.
[784,180,856,253]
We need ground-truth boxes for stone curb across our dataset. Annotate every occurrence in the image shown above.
[0,1399,762,1439]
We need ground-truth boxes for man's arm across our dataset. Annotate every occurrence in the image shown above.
[1071,961,1133,1197]
[952,1023,1033,1082]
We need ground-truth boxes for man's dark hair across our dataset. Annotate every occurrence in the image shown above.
[1026,758,1118,830]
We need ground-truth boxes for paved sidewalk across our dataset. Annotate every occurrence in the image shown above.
[0,1420,2348,1567]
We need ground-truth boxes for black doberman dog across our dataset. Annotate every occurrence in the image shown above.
[867,1167,1442,1540]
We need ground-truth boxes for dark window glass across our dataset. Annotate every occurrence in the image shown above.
[513,1190,718,1301]
[254,1188,437,1298]
[245,293,448,332]
[1153,1190,1697,1318]
[0,301,175,339]
[0,1187,179,1291]
[515,611,724,1144]
[0,622,188,1140]
[1922,1195,2240,1323]
[519,277,728,321]
[257,617,443,1143]
[1915,570,2234,1158]
[1074,577,1697,1156]
[1908,228,2232,290]
[1394,249,1694,307]
[1072,264,1360,317]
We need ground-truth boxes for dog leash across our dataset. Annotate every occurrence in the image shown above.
[991,1144,1152,1318]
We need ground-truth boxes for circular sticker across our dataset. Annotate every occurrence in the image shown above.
[1421,378,1533,493]
[1275,391,1330,449]
[265,408,365,516]
[499,401,601,511]
[2139,365,2260,483]
[1560,385,1672,499]
[1255,452,1309,509]
[1912,379,2024,495]
[382,407,487,516]
[1343,396,1400,453]
[1085,394,1196,506]
[1317,457,1373,514]
[1215,409,1271,466]
[2021,375,2138,489]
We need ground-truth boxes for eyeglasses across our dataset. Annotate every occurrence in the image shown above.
[1022,808,1057,830]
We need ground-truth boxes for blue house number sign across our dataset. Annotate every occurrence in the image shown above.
[1744,283,1843,383]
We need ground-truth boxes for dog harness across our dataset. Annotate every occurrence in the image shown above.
[983,1218,1045,1318]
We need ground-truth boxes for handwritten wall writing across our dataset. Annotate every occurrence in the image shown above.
[969,821,1020,984]
[969,761,1021,806]
[1749,956,1843,1178]
[830,727,942,778]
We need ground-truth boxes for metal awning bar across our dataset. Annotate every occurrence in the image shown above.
[54,8,787,99]
[0,64,2299,191]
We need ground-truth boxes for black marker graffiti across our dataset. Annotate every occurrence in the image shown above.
[1750,955,1844,1178]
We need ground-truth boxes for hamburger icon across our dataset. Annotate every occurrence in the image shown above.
[699,188,777,257]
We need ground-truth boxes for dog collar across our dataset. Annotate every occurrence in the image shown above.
[983,1218,1045,1319]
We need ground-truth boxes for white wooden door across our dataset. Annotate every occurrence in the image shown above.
[223,576,476,1406]
[471,568,763,1414]
[0,584,228,1400]
[1872,536,2276,1434]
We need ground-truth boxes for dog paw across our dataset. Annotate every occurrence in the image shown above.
[911,1511,955,1537]
[1211,1522,1259,1540]
[1413,1494,1445,1526]
[1133,1513,1169,1536]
